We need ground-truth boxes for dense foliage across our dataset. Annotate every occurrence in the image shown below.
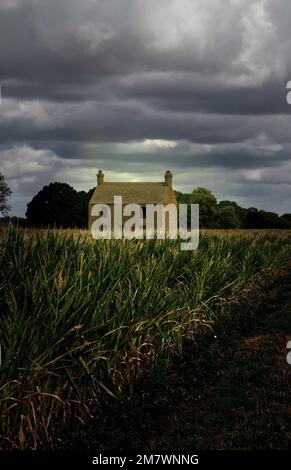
[175,187,291,229]
[0,172,11,216]
[25,183,94,228]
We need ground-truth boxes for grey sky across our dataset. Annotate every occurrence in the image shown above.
[0,0,291,216]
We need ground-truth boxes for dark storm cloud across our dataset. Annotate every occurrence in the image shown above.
[1,0,290,111]
[0,0,291,215]
[1,98,290,147]
[117,78,291,115]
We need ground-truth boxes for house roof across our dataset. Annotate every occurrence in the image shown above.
[90,182,176,205]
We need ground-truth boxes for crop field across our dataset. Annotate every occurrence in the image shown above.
[0,227,291,448]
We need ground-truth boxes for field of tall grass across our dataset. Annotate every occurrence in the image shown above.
[0,227,291,448]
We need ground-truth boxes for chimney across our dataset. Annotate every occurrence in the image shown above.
[97,170,104,185]
[164,170,173,187]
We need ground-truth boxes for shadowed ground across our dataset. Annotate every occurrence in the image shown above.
[57,279,291,450]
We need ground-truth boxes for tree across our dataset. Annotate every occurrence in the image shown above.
[0,173,12,216]
[245,208,285,229]
[175,191,190,204]
[26,182,93,228]
[259,211,285,229]
[217,205,241,228]
[189,187,218,228]
[281,214,291,229]
[218,200,245,228]
[175,188,290,229]
[75,188,95,227]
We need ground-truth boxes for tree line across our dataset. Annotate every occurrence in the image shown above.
[0,175,290,229]
[176,187,291,229]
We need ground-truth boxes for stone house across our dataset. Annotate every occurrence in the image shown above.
[88,170,177,232]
